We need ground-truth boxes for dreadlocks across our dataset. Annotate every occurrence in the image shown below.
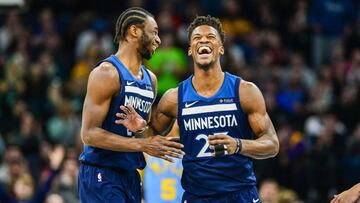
[114,7,153,43]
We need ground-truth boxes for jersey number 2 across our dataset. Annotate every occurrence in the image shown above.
[196,132,228,157]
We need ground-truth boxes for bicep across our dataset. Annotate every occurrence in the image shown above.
[241,81,275,138]
[151,108,175,135]
[248,111,275,138]
[151,88,177,135]
[82,93,111,131]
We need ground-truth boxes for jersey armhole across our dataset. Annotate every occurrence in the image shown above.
[142,67,156,104]
[235,77,242,113]
[177,82,184,128]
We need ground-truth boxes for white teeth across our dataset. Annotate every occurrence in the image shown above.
[198,46,211,54]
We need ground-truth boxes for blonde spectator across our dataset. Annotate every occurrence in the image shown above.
[259,179,280,203]
[45,194,65,203]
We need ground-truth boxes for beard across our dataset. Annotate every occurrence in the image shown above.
[138,32,153,60]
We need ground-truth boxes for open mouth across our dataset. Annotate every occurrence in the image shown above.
[197,46,212,55]
[151,44,158,52]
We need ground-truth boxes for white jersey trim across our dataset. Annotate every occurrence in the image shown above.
[182,103,237,115]
[125,86,154,99]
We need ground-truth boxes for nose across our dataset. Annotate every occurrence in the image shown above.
[199,35,210,43]
[156,35,161,45]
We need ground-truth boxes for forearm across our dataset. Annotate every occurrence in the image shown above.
[82,127,144,152]
[239,133,279,159]
[349,183,360,196]
[133,124,157,138]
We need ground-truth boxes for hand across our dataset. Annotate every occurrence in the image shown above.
[142,136,184,162]
[331,188,360,203]
[49,145,65,170]
[208,134,237,155]
[115,104,147,132]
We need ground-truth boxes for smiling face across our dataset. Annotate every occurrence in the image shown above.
[138,16,161,60]
[188,25,224,70]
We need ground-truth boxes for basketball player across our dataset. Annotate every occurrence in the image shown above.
[331,183,360,203]
[78,7,184,203]
[117,15,279,202]
[144,123,184,203]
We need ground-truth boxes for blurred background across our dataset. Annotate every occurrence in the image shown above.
[0,0,359,202]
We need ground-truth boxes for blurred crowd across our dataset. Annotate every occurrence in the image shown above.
[0,0,359,202]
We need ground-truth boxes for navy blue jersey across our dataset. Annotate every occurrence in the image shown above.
[177,72,257,197]
[79,55,155,170]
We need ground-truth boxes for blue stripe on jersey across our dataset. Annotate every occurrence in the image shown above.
[79,55,154,170]
[177,72,257,197]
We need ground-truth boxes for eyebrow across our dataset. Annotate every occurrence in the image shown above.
[192,33,217,38]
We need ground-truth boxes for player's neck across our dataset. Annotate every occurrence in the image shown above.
[115,43,142,78]
[192,65,224,97]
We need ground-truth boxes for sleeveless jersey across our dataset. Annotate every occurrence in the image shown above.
[144,157,184,203]
[177,72,257,197]
[79,55,155,170]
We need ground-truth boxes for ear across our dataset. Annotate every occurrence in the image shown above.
[128,25,141,38]
[188,47,192,56]
[219,45,224,55]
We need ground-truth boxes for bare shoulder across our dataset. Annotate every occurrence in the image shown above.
[87,61,120,97]
[239,80,262,97]
[158,87,178,117]
[161,88,178,104]
[239,80,265,114]
[90,62,119,82]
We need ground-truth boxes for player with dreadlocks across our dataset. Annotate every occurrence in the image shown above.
[78,7,184,203]
[117,15,280,202]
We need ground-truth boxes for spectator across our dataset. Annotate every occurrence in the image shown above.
[45,193,65,203]
[54,157,79,203]
[0,145,65,203]
[309,0,357,68]
[75,19,114,59]
[0,10,23,53]
[46,100,80,147]
[259,179,280,203]
[0,146,27,191]
[220,0,253,37]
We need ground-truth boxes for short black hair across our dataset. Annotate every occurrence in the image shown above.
[114,7,153,43]
[187,15,225,44]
